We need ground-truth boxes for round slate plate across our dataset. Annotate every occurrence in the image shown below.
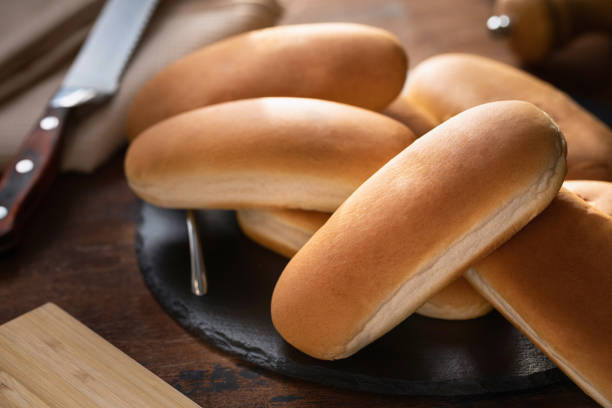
[136,202,566,396]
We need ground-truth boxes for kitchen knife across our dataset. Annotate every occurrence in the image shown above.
[0,0,158,251]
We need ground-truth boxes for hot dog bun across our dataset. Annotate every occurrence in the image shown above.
[405,53,612,181]
[125,97,416,211]
[382,95,438,137]
[466,187,612,408]
[238,207,492,320]
[237,209,328,259]
[235,94,487,321]
[564,180,612,215]
[271,100,567,360]
[127,23,407,139]
[415,276,492,320]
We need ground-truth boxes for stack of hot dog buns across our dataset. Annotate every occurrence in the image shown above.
[124,23,612,407]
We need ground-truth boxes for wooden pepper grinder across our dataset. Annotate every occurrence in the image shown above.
[488,0,612,63]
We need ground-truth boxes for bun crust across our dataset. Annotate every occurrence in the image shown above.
[127,23,407,138]
[563,180,612,215]
[271,101,567,360]
[238,207,492,320]
[415,277,492,320]
[382,96,438,137]
[467,188,612,408]
[405,53,612,181]
[237,209,329,259]
[125,97,416,212]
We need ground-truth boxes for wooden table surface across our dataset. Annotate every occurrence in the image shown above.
[1,0,610,407]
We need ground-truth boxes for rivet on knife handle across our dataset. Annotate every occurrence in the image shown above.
[0,106,69,250]
[0,0,158,252]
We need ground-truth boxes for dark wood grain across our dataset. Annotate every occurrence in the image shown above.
[0,0,608,406]
[0,105,69,250]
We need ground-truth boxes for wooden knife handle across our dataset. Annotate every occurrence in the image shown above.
[0,106,70,251]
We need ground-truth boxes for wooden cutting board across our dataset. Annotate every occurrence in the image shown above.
[0,303,201,408]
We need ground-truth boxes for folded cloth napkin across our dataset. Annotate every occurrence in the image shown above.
[0,0,282,173]
[0,0,103,103]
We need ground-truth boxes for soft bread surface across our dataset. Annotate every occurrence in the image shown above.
[466,188,612,408]
[381,96,491,320]
[238,208,492,320]
[271,100,567,360]
[564,180,612,215]
[382,95,438,137]
[127,23,407,138]
[125,97,416,212]
[415,276,492,320]
[405,53,612,180]
[237,209,329,259]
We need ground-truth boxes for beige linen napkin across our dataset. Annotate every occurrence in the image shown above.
[0,0,104,103]
[0,0,281,173]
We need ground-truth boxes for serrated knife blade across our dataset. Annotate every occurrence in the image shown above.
[54,0,158,106]
[60,0,158,98]
[0,0,158,250]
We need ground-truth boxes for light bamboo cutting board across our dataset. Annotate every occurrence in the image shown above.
[0,303,201,408]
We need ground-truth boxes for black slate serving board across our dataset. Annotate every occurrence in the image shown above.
[136,203,567,396]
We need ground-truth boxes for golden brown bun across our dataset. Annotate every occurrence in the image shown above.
[382,95,438,137]
[415,276,492,320]
[563,180,612,215]
[405,53,612,181]
[237,209,328,259]
[271,100,567,360]
[238,207,492,320]
[383,96,491,320]
[124,97,416,212]
[127,23,408,139]
[466,188,612,408]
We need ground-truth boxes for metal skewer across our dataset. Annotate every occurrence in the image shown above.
[186,210,208,295]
